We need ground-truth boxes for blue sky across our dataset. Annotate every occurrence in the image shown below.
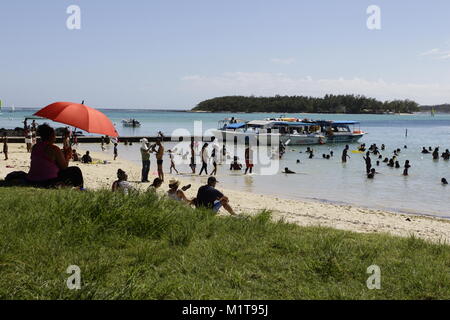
[1,0,450,109]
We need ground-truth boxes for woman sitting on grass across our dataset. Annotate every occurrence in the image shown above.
[112,169,136,195]
[167,179,191,204]
[27,124,84,189]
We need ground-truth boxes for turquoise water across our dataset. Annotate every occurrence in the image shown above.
[2,109,450,218]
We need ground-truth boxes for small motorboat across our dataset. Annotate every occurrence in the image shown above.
[121,119,141,128]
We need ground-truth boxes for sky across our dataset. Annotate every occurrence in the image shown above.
[1,0,450,109]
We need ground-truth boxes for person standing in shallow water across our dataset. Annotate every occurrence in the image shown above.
[403,160,411,176]
[432,147,440,160]
[342,145,350,163]
[363,151,372,174]
[245,145,254,175]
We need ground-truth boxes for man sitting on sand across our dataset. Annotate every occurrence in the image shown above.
[81,151,93,164]
[195,177,235,215]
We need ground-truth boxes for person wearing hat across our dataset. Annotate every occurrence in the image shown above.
[195,177,235,215]
[167,179,191,203]
[140,138,151,182]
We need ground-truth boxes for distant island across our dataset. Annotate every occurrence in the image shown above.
[192,95,421,114]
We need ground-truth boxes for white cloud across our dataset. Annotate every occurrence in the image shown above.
[181,72,450,105]
[438,53,450,60]
[270,58,296,65]
[419,48,450,59]
[420,48,440,56]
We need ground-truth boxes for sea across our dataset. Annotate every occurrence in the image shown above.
[1,108,450,218]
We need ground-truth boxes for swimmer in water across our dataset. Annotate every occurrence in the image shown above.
[388,158,395,167]
[367,168,377,179]
[442,178,448,185]
[283,167,296,174]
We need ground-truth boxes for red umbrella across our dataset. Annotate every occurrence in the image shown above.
[34,102,119,137]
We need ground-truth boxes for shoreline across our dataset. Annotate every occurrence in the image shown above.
[1,144,449,244]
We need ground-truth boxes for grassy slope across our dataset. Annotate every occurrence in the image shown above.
[0,188,449,300]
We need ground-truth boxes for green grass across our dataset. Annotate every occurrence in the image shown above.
[0,188,449,300]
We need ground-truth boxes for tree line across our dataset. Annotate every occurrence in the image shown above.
[192,95,421,114]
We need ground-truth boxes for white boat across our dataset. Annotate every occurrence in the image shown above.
[315,120,366,143]
[121,119,141,127]
[212,119,326,145]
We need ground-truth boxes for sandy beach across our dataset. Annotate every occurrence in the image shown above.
[1,143,449,244]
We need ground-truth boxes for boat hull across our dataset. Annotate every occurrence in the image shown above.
[280,134,326,145]
[212,130,326,145]
[325,133,365,143]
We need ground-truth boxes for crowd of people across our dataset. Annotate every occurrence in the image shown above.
[1,122,450,217]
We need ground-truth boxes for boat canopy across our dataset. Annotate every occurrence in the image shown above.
[247,120,271,126]
[225,122,246,129]
[316,120,360,126]
[273,121,317,126]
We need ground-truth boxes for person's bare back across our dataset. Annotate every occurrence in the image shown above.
[156,145,164,160]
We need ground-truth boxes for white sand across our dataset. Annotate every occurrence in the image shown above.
[2,144,449,244]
